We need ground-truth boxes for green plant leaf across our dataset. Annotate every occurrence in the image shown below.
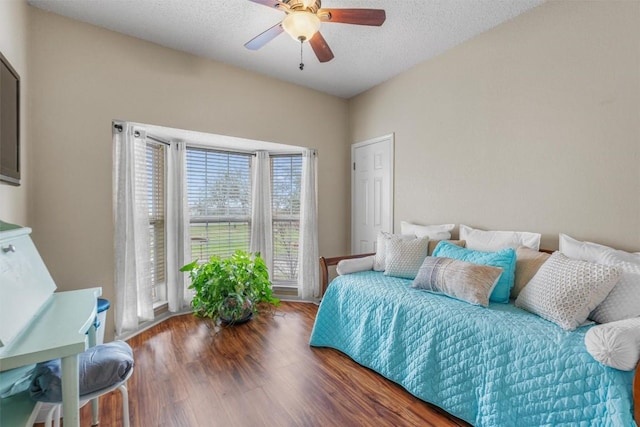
[180,250,276,321]
[179,259,199,272]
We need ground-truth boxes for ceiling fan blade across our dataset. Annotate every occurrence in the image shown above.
[244,22,284,50]
[318,8,386,26]
[309,32,334,63]
[248,0,288,10]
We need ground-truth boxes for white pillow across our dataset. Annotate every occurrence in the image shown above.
[560,234,640,324]
[585,317,640,371]
[460,224,541,252]
[383,237,430,280]
[515,252,621,331]
[373,232,414,271]
[400,221,454,240]
[336,256,375,275]
[559,233,626,262]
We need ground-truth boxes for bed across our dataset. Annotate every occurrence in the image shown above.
[310,265,639,426]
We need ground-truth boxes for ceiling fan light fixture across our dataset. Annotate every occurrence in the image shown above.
[282,11,321,42]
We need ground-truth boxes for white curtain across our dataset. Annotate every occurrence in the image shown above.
[297,149,319,300]
[166,141,191,312]
[250,151,273,278]
[113,122,154,336]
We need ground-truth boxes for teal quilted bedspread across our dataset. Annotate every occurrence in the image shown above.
[309,271,636,426]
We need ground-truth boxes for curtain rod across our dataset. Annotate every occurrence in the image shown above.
[186,143,256,156]
[112,123,169,146]
[113,122,313,155]
[161,141,310,156]
[146,134,170,146]
[185,142,304,157]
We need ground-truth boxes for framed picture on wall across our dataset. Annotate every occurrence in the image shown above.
[0,50,20,186]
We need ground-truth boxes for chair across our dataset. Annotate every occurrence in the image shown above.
[41,367,133,427]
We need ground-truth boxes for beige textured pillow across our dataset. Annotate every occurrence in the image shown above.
[512,246,550,298]
[384,237,430,279]
[560,233,640,324]
[373,232,414,271]
[515,252,621,331]
[427,240,465,256]
[412,257,503,307]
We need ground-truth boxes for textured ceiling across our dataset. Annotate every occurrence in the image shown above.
[28,0,545,99]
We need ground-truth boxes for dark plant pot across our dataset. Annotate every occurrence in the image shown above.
[219,297,253,325]
[219,310,253,325]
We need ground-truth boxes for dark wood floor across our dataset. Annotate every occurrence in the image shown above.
[66,302,468,426]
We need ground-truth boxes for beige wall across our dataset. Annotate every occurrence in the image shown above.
[349,0,640,252]
[14,0,640,341]
[28,7,350,340]
[0,0,30,225]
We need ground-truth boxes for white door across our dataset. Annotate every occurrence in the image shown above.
[351,134,394,254]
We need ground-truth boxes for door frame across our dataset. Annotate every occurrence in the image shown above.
[351,133,395,254]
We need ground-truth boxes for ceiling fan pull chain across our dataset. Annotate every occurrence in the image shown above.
[299,39,304,71]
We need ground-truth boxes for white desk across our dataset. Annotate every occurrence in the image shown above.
[0,288,101,427]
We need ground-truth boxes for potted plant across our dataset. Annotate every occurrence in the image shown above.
[180,250,279,325]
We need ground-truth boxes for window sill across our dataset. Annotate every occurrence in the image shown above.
[153,301,168,316]
[273,285,297,300]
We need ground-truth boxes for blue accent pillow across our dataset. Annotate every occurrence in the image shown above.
[432,241,516,303]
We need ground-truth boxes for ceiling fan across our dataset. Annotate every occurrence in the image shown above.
[244,0,386,67]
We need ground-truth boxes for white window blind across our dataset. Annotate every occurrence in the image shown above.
[271,155,302,284]
[143,141,166,304]
[187,147,252,261]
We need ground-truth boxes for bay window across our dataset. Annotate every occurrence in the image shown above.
[114,122,315,335]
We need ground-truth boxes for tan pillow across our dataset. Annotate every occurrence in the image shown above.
[512,246,550,298]
[428,240,465,256]
[412,257,503,307]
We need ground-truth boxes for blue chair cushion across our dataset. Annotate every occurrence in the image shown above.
[29,340,133,402]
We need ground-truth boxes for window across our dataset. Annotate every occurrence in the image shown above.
[271,155,302,285]
[115,122,317,336]
[186,148,252,261]
[143,141,166,304]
